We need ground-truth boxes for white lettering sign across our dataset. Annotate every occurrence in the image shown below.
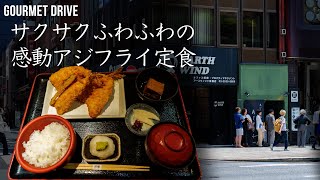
[180,56,215,75]
[3,5,78,17]
[291,91,299,102]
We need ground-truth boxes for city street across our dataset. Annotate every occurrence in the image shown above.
[200,160,320,180]
[1,130,320,179]
[1,158,319,180]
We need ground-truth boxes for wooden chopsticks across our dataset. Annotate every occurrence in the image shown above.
[63,163,150,172]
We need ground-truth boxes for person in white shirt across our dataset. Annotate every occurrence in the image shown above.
[272,109,289,151]
[256,110,264,147]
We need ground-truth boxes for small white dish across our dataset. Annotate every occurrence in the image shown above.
[125,103,160,136]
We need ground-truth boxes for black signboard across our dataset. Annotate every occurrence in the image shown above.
[244,100,265,123]
[178,47,238,86]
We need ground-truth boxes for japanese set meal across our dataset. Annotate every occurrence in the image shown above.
[22,122,70,168]
[11,67,200,179]
[49,66,124,118]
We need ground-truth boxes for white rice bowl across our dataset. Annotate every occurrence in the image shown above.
[22,122,70,168]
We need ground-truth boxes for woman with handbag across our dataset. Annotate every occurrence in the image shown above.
[242,108,254,147]
[241,108,253,147]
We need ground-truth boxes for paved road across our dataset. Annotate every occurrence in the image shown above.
[0,155,9,180]
[0,131,17,180]
[201,160,320,180]
[0,130,18,154]
[1,158,319,180]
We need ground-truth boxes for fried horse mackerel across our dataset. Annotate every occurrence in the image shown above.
[79,68,124,118]
[49,66,124,118]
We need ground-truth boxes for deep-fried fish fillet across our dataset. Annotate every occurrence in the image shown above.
[50,74,76,106]
[49,66,123,117]
[49,66,91,115]
[82,68,124,118]
[49,66,91,91]
[53,81,87,115]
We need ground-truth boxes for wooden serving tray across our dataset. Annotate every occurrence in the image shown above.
[8,72,201,179]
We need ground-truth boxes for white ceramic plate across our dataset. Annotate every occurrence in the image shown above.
[41,79,126,119]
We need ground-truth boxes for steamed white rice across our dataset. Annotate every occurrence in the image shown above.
[22,122,70,168]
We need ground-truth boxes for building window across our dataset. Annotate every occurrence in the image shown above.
[267,12,278,48]
[192,7,215,46]
[243,11,263,47]
[192,0,214,7]
[151,3,161,32]
[165,5,189,45]
[304,0,320,24]
[220,11,237,45]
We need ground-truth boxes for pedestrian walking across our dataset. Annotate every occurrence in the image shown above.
[312,106,320,149]
[0,107,9,155]
[241,108,254,147]
[234,107,245,148]
[256,110,264,147]
[272,109,289,151]
[265,109,275,148]
[294,109,311,148]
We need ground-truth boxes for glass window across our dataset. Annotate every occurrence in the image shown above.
[152,4,161,32]
[151,3,161,44]
[267,0,277,10]
[192,0,214,7]
[219,0,238,8]
[220,11,237,45]
[243,0,263,9]
[168,0,189,5]
[243,11,263,47]
[304,0,320,24]
[165,5,189,44]
[192,7,215,46]
[267,12,278,48]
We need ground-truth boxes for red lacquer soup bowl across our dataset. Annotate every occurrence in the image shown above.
[145,122,196,169]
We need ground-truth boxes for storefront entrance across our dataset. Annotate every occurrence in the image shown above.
[182,86,237,145]
[264,101,284,119]
[178,47,238,145]
[209,87,237,144]
[306,62,320,112]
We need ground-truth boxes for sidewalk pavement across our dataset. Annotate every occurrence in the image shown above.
[1,129,319,174]
[197,145,320,162]
[0,128,18,174]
